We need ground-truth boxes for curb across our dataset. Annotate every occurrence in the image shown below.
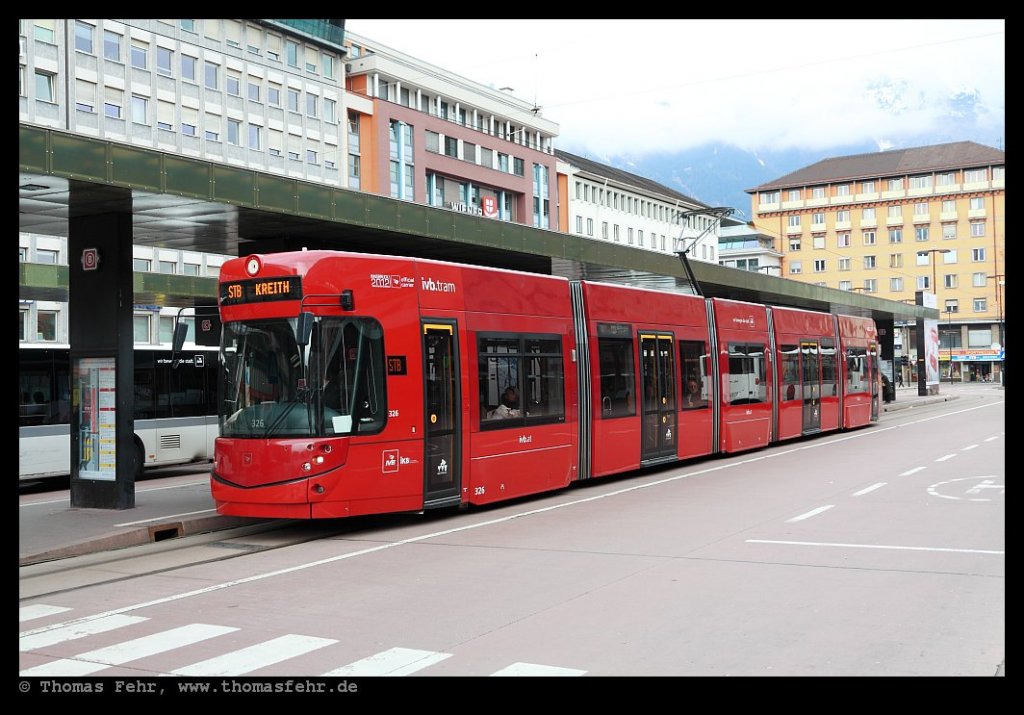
[18,514,263,567]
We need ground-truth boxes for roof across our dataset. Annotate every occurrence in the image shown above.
[747,141,1005,193]
[555,149,708,209]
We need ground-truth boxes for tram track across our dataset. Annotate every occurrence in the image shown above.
[18,519,345,601]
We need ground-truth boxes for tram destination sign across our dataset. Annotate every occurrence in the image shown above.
[220,276,302,305]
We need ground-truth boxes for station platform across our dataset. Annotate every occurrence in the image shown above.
[19,384,968,568]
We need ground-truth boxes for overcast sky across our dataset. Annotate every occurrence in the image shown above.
[345,19,1005,159]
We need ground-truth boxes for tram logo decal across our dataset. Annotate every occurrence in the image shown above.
[370,274,415,289]
[732,316,756,327]
[382,449,418,474]
[421,278,457,293]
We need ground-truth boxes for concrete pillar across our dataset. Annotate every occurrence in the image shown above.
[68,207,136,509]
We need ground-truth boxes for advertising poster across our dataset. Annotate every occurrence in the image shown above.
[74,356,117,481]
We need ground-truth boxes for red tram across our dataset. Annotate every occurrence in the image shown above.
[211,250,880,519]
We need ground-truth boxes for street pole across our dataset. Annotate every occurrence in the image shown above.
[946,307,954,382]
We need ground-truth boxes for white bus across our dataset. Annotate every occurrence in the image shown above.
[19,343,218,482]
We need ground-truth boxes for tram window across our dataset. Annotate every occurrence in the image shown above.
[726,342,767,405]
[846,346,868,394]
[478,332,564,429]
[780,343,800,401]
[598,336,635,417]
[821,339,837,397]
[678,339,709,409]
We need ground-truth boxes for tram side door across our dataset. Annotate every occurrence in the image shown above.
[640,333,677,462]
[800,340,821,433]
[422,321,461,507]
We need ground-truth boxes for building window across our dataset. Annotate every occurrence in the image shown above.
[180,54,196,82]
[35,71,56,103]
[181,107,198,137]
[890,277,903,291]
[839,280,852,291]
[971,248,985,262]
[226,73,240,96]
[813,259,826,272]
[75,79,96,113]
[970,221,985,237]
[587,218,594,237]
[944,274,958,289]
[157,46,173,76]
[131,95,148,125]
[131,41,148,69]
[268,84,281,106]
[324,97,336,124]
[861,180,875,193]
[889,254,904,269]
[103,86,123,118]
[813,234,825,249]
[248,80,260,103]
[133,257,152,272]
[575,216,583,234]
[909,175,931,189]
[789,237,801,251]
[838,258,850,271]
[972,272,987,288]
[862,207,875,221]
[285,40,299,67]
[249,124,261,150]
[836,232,851,248]
[915,226,930,242]
[37,311,58,341]
[836,210,850,223]
[75,21,94,54]
[887,178,903,191]
[134,314,152,343]
[789,261,802,274]
[205,62,219,90]
[812,212,825,225]
[34,20,56,44]
[306,93,317,118]
[788,215,801,228]
[973,298,987,312]
[863,255,876,269]
[864,230,877,245]
[887,228,901,243]
[969,196,985,210]
[288,88,300,113]
[36,249,59,264]
[760,191,779,204]
[863,279,877,293]
[811,186,825,199]
[936,172,955,186]
[942,223,957,240]
[887,205,903,219]
[836,183,851,196]
[964,168,987,183]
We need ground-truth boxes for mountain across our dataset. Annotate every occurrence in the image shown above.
[562,134,1003,221]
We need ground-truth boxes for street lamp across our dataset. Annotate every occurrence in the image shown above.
[917,249,952,294]
[945,306,955,382]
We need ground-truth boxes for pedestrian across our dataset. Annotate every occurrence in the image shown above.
[896,371,904,387]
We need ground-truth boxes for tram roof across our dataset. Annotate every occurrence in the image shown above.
[19,124,934,323]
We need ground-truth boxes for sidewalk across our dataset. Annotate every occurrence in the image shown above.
[20,384,972,568]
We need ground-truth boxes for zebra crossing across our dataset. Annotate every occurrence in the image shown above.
[19,604,587,677]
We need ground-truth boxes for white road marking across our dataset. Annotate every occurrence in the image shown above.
[171,634,336,676]
[852,483,886,496]
[962,444,979,451]
[899,467,927,476]
[20,615,147,651]
[20,623,239,676]
[491,662,587,676]
[323,647,452,676]
[747,539,1003,555]
[935,453,957,462]
[20,604,71,622]
[786,505,834,522]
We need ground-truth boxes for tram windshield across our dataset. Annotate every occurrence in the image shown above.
[219,316,387,438]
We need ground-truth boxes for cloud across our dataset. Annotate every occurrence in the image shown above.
[345,19,1005,156]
